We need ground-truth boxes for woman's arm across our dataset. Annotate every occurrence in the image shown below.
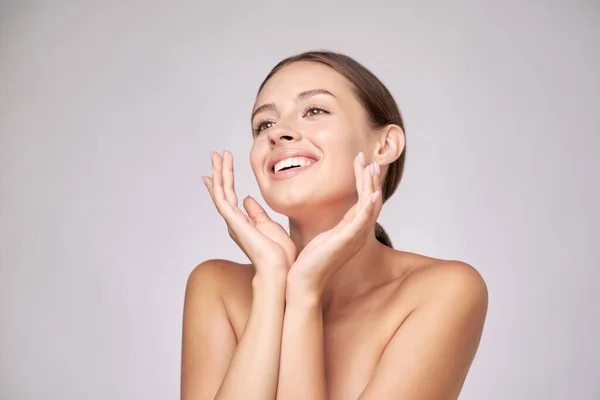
[185,150,297,399]
[181,260,287,400]
[275,262,488,400]
[215,269,287,400]
[275,156,382,399]
[276,284,328,400]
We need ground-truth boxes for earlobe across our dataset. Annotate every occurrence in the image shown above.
[375,124,405,166]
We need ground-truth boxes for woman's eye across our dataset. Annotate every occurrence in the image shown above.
[254,121,274,135]
[305,107,328,116]
[260,121,275,130]
[253,108,328,136]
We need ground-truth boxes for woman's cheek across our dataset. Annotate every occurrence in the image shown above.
[249,147,264,178]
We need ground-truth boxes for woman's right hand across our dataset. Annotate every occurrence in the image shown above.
[202,150,297,278]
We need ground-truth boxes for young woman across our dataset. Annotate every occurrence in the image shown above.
[181,51,488,400]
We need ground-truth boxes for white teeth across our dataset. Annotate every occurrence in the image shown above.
[273,156,315,173]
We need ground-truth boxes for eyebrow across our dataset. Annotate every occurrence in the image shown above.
[251,89,336,122]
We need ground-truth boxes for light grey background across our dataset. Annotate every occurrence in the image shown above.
[1,1,598,399]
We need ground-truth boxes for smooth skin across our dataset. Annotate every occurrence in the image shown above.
[181,62,488,400]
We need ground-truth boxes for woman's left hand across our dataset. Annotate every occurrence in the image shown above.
[286,152,383,297]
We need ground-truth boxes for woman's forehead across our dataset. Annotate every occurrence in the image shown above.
[256,61,353,103]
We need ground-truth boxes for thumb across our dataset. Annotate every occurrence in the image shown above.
[243,196,272,223]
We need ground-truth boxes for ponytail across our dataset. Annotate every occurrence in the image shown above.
[375,222,393,248]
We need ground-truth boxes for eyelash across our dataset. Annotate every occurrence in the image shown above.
[252,105,330,136]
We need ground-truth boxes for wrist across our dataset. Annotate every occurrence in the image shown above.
[253,268,287,290]
[286,265,325,297]
[285,278,322,307]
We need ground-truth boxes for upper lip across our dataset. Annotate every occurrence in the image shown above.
[267,149,320,172]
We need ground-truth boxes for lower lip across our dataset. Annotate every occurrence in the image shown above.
[270,162,318,181]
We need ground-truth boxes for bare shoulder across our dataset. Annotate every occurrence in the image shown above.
[186,258,254,298]
[185,259,255,339]
[352,252,488,400]
[388,250,488,310]
[181,259,255,399]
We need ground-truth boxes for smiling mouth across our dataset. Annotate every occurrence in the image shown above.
[274,165,296,173]
[269,158,319,180]
[271,156,318,174]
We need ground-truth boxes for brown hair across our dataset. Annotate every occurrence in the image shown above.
[256,50,406,248]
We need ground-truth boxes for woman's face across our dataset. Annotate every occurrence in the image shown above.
[250,61,375,217]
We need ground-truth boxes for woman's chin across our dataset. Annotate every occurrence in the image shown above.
[264,191,353,218]
[265,198,315,217]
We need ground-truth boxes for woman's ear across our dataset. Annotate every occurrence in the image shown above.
[373,124,405,166]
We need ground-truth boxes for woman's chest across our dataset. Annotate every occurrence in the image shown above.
[322,295,407,400]
[228,286,409,400]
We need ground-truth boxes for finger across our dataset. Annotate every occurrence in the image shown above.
[354,152,364,204]
[203,167,223,210]
[346,190,380,237]
[202,176,214,198]
[372,161,383,212]
[343,158,381,231]
[205,156,266,244]
[340,203,356,224]
[359,161,374,211]
[205,173,243,222]
[222,150,238,206]
[243,196,272,224]
[211,152,226,202]
[333,204,355,236]
[211,152,238,220]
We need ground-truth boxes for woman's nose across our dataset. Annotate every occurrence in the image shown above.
[267,125,301,146]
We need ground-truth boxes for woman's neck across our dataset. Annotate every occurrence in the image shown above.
[288,212,393,315]
[287,197,356,252]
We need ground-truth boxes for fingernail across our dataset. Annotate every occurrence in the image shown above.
[374,162,380,175]
[369,163,375,176]
[359,152,365,166]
